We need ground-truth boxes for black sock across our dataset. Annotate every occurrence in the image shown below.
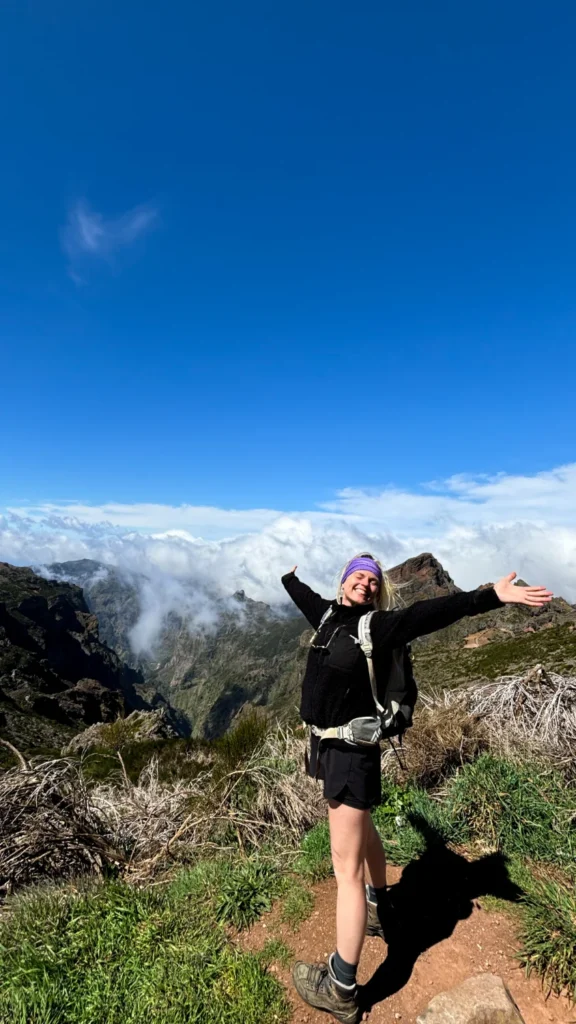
[330,950,357,988]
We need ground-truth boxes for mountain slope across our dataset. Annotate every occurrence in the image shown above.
[0,562,188,750]
[47,555,576,739]
[49,559,308,738]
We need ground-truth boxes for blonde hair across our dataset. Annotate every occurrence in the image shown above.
[335,551,399,611]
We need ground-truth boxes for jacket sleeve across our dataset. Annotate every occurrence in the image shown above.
[281,571,332,629]
[370,587,504,649]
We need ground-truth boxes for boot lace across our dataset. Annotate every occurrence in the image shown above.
[306,961,329,992]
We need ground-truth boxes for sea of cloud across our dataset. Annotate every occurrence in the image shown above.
[2,463,575,652]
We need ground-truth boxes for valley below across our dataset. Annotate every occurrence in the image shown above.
[43,553,576,743]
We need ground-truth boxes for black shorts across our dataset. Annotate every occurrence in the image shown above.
[306,731,382,810]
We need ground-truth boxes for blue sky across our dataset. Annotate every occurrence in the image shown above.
[1,1,576,604]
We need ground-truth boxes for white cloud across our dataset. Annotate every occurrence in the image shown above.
[322,463,576,530]
[10,501,284,535]
[3,463,576,652]
[61,199,158,281]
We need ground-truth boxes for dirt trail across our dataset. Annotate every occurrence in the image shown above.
[241,868,574,1024]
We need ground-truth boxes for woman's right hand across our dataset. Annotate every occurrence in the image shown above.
[289,565,297,574]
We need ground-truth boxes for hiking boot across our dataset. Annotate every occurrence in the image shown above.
[292,957,362,1023]
[365,890,397,942]
[365,898,385,939]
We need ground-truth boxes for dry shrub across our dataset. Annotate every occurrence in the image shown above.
[392,665,576,787]
[0,757,124,895]
[437,665,576,775]
[90,757,192,862]
[223,726,324,843]
[0,724,325,893]
[135,726,325,870]
[458,666,576,760]
[382,698,488,786]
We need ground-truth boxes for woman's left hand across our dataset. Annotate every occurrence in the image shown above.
[494,572,553,606]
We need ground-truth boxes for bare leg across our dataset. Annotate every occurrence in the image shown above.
[327,799,369,965]
[364,814,387,889]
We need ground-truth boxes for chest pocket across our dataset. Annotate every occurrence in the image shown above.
[321,626,364,673]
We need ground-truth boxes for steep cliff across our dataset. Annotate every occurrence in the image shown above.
[0,562,188,749]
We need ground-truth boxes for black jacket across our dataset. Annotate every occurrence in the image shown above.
[282,571,504,728]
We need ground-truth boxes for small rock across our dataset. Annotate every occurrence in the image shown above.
[416,974,525,1024]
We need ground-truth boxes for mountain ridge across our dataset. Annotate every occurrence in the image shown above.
[45,554,576,739]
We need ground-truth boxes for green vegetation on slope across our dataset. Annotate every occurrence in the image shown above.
[446,754,576,867]
[413,622,576,690]
[0,867,289,1024]
[4,688,576,1013]
[519,875,576,1000]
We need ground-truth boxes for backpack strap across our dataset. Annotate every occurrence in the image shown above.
[357,611,385,715]
[309,606,335,646]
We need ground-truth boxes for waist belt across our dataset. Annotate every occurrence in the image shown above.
[310,716,382,747]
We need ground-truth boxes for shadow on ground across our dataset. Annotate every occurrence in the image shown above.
[360,815,523,1012]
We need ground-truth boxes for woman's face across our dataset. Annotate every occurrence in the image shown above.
[341,569,380,606]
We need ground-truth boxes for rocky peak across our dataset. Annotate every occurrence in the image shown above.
[388,552,460,604]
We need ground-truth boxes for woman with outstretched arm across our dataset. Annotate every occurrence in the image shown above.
[282,552,552,1023]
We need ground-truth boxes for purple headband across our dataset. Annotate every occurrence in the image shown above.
[341,557,382,585]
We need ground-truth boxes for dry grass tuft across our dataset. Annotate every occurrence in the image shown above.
[224,726,324,843]
[132,726,324,874]
[462,665,576,750]
[0,757,125,895]
[388,665,576,785]
[0,722,325,894]
[90,757,193,863]
[382,698,488,786]
[440,665,576,773]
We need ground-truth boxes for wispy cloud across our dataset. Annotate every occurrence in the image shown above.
[61,199,158,282]
[322,463,576,530]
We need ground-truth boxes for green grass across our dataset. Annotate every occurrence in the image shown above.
[371,781,469,865]
[168,857,283,931]
[279,878,315,932]
[446,754,576,866]
[294,821,333,881]
[213,713,270,774]
[257,939,294,970]
[0,870,289,1024]
[78,713,275,790]
[214,860,283,930]
[518,875,576,1002]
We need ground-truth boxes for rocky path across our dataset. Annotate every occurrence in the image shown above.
[241,868,574,1024]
